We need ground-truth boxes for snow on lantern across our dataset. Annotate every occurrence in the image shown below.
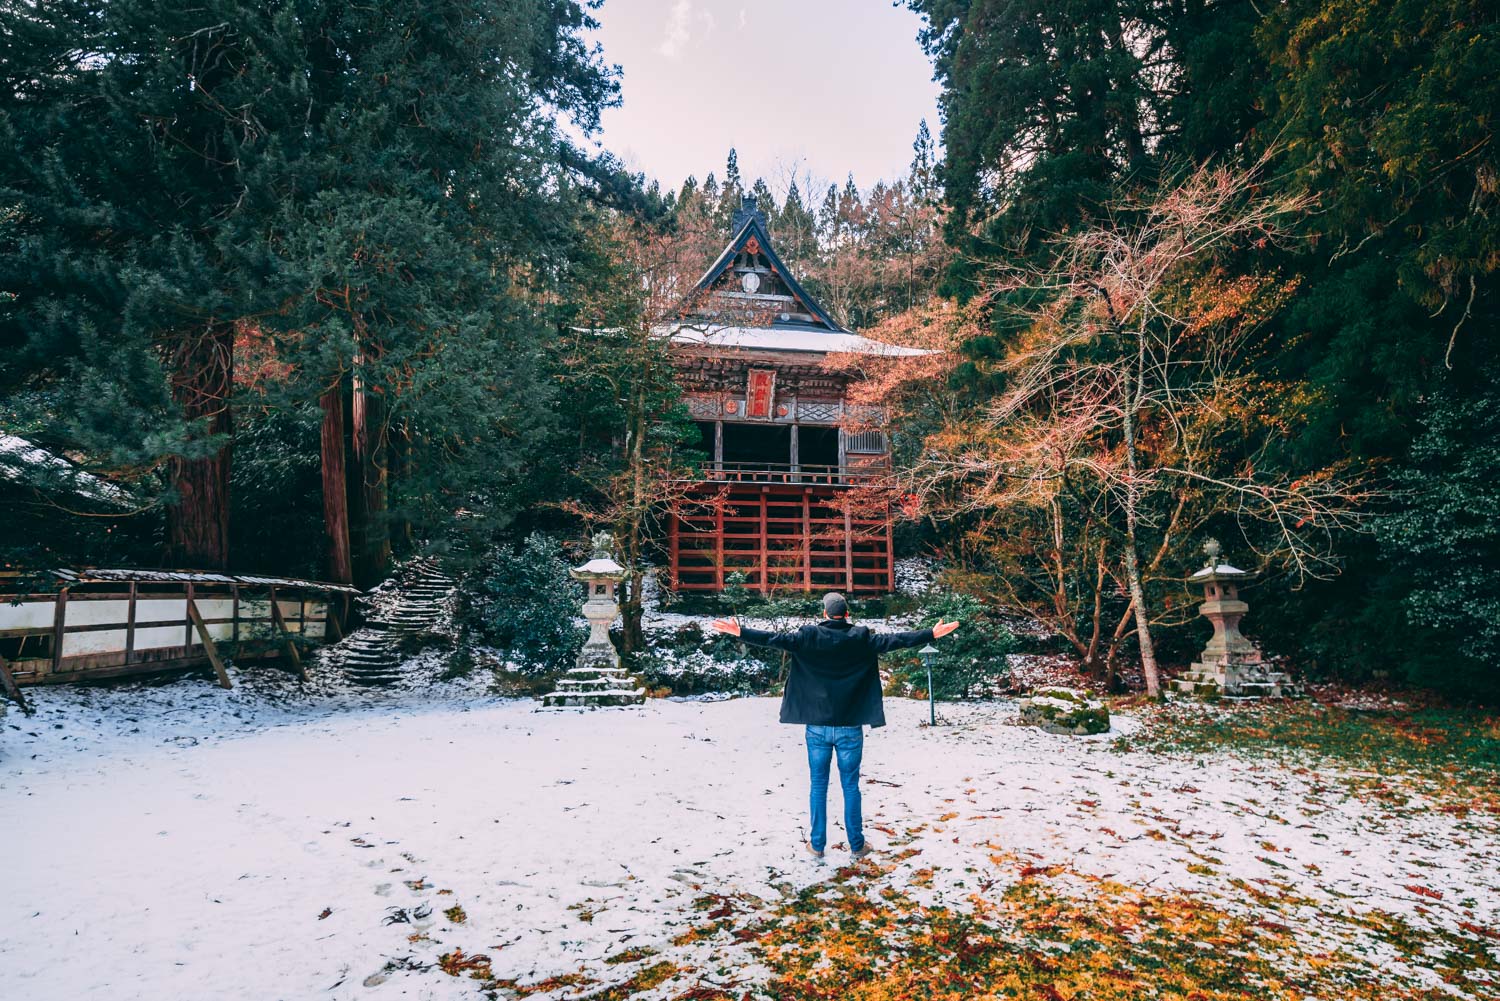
[538,532,644,709]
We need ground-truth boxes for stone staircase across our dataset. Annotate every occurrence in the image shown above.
[340,627,403,686]
[339,558,456,687]
[384,559,455,638]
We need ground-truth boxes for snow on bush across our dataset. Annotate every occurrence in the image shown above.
[1017,686,1111,735]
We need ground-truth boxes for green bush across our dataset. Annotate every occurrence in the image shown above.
[889,591,1015,699]
[1375,372,1500,700]
[456,532,585,674]
[632,647,783,695]
[630,618,787,695]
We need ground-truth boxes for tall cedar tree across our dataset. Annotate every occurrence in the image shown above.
[1,1,619,584]
[256,0,617,587]
[1,1,298,568]
[1250,0,1500,691]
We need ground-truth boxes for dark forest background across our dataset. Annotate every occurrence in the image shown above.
[2,0,1495,698]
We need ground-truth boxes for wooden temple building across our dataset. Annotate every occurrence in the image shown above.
[662,198,926,595]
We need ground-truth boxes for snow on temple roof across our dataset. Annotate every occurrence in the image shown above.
[665,323,931,357]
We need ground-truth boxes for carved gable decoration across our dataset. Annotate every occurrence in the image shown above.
[678,196,845,333]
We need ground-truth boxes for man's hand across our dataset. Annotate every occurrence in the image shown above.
[932,619,961,639]
[711,616,742,637]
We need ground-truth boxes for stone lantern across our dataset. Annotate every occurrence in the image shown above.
[539,531,644,709]
[1171,539,1294,698]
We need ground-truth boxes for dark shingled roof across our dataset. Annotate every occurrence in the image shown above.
[688,196,846,333]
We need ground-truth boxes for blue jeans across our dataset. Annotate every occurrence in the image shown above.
[805,725,864,852]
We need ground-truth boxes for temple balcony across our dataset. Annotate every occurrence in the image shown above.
[679,459,887,488]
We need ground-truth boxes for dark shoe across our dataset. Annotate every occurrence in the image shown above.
[800,828,824,858]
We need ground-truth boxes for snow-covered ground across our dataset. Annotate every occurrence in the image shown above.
[4,676,1497,999]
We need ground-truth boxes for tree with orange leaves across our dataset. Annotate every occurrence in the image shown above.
[843,163,1377,697]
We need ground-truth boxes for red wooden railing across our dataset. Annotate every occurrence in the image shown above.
[683,460,887,488]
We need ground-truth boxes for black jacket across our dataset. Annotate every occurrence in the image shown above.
[739,619,935,728]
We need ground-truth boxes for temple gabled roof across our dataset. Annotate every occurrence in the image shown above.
[683,196,844,332]
[666,196,930,358]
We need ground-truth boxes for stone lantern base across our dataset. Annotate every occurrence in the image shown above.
[537,625,646,709]
[539,659,645,709]
[539,672,644,707]
[1171,658,1297,699]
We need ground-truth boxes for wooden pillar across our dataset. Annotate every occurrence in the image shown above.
[124,582,137,665]
[790,423,799,474]
[802,489,812,592]
[324,597,344,642]
[184,582,195,648]
[836,426,848,485]
[714,499,725,589]
[758,486,769,595]
[714,420,724,473]
[843,506,854,592]
[269,586,306,681]
[0,654,29,714]
[50,588,67,675]
[667,505,680,591]
[885,515,896,593]
[231,584,240,644]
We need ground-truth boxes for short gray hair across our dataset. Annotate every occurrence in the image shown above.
[822,592,848,618]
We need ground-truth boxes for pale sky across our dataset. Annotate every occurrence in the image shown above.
[582,0,941,199]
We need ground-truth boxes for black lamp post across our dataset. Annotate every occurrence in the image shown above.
[919,643,939,725]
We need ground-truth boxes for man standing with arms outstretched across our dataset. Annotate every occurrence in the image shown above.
[712,592,960,859]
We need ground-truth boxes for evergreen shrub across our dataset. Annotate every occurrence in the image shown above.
[888,591,1016,699]
[456,533,585,674]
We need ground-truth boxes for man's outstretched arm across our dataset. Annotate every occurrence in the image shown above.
[711,617,803,652]
[870,619,960,654]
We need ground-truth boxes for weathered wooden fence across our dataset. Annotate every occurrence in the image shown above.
[0,569,360,691]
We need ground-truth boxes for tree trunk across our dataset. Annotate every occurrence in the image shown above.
[619,571,646,654]
[391,420,415,552]
[1122,530,1159,697]
[617,384,649,654]
[1121,342,1161,698]
[348,366,391,589]
[319,382,353,586]
[166,320,233,570]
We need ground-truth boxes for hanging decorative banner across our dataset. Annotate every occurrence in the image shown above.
[745,369,776,419]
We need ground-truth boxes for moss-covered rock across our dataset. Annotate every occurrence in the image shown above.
[1017,687,1111,735]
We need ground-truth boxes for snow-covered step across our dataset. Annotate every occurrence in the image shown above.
[336,557,457,685]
